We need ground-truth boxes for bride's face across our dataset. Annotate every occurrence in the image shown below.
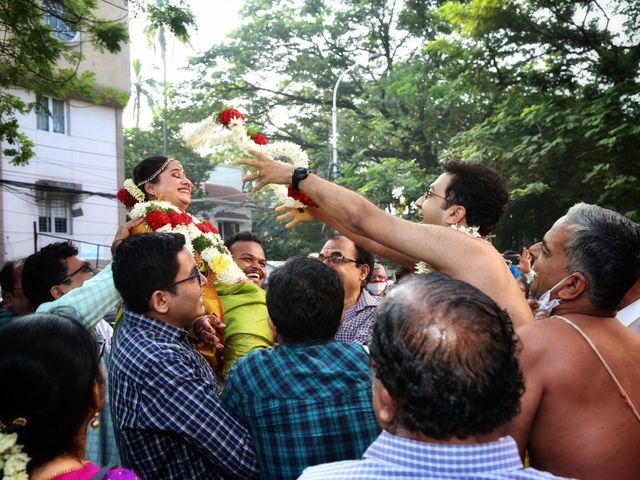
[146,161,193,211]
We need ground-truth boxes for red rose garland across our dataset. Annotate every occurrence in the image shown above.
[116,188,138,208]
[145,210,172,230]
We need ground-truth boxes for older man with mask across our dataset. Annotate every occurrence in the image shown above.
[318,236,379,344]
[506,203,640,479]
[366,263,388,297]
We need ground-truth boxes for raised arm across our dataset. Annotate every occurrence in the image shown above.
[276,204,418,268]
[240,150,533,327]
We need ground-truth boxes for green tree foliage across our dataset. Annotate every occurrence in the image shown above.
[175,0,638,256]
[439,0,640,232]
[0,0,194,165]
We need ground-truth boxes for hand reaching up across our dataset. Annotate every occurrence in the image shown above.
[274,205,316,229]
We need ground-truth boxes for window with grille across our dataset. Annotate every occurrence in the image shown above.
[38,197,69,233]
[42,0,80,42]
[37,96,66,134]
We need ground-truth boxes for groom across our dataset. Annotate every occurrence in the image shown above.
[241,151,532,328]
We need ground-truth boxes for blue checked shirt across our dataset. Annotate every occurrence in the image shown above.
[222,341,381,480]
[37,263,121,467]
[109,309,259,479]
[299,432,570,479]
[335,289,380,344]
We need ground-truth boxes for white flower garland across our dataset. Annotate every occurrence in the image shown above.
[183,113,310,208]
[123,179,146,203]
[0,433,29,480]
[126,200,247,285]
[415,224,483,274]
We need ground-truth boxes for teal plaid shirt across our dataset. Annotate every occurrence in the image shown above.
[222,341,381,480]
[36,262,122,466]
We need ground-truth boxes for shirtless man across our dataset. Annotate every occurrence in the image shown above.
[505,203,640,479]
[239,150,533,328]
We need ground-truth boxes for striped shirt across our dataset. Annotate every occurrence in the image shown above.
[222,341,380,479]
[299,432,569,479]
[109,309,259,479]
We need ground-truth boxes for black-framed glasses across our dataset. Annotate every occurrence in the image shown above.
[419,188,448,203]
[60,262,97,284]
[317,252,358,265]
[164,266,203,290]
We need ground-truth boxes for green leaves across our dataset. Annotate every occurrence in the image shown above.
[171,0,638,256]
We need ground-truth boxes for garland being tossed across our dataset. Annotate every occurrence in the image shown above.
[116,159,246,286]
[183,108,316,208]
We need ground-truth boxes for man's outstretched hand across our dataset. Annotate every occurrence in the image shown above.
[239,148,296,192]
[274,205,316,229]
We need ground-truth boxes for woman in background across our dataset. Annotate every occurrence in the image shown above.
[0,314,139,480]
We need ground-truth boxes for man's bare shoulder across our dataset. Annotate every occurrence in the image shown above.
[516,317,578,372]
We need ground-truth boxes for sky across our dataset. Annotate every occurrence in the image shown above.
[124,1,242,128]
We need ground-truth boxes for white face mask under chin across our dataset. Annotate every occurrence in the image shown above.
[535,274,574,315]
[366,282,386,296]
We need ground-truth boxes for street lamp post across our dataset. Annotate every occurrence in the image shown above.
[331,54,382,180]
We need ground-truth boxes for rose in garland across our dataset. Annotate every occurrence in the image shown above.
[219,108,245,127]
[250,133,269,145]
[145,210,172,230]
[116,188,138,208]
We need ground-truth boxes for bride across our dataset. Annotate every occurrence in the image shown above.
[119,156,273,377]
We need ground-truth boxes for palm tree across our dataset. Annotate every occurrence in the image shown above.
[143,0,191,154]
[131,58,159,127]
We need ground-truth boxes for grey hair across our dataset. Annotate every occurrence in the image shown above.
[563,203,640,309]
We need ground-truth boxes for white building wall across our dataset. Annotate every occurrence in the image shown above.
[1,88,120,262]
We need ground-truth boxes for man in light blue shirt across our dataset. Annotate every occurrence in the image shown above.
[300,273,567,480]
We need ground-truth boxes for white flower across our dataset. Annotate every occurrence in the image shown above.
[450,223,481,238]
[415,261,432,274]
[123,179,145,203]
[3,451,29,479]
[182,116,313,209]
[128,200,181,219]
[0,433,17,455]
[0,434,29,480]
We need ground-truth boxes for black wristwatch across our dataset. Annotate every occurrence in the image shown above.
[291,167,312,190]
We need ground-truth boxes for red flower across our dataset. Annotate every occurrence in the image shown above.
[145,210,171,230]
[250,133,269,145]
[168,211,187,227]
[287,186,318,207]
[181,213,193,225]
[196,223,209,234]
[218,109,245,127]
[116,188,138,208]
[196,221,219,234]
[203,220,219,234]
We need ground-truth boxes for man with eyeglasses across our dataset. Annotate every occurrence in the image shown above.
[21,241,118,467]
[241,152,533,329]
[110,233,259,480]
[318,236,378,344]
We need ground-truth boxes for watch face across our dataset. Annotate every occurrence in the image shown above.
[43,0,79,42]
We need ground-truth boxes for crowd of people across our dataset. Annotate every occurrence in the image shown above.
[0,152,638,480]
